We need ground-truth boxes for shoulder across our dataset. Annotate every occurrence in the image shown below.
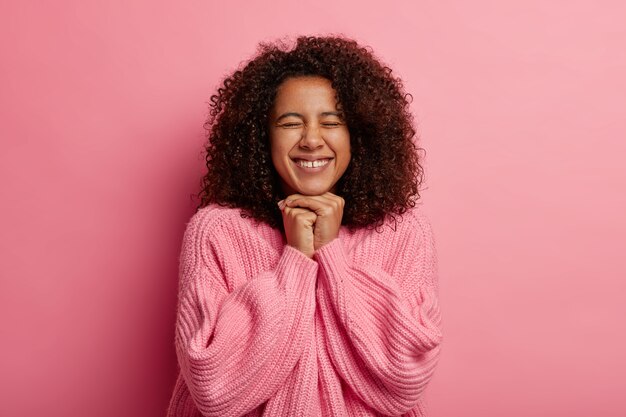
[374,204,437,263]
[342,204,436,266]
[185,203,245,236]
[178,204,254,289]
[402,204,435,242]
[376,203,436,246]
[181,204,253,261]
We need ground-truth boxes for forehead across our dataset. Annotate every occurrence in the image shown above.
[272,76,339,110]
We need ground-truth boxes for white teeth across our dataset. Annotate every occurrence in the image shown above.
[296,159,330,168]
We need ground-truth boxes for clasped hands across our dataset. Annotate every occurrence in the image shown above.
[278,192,345,259]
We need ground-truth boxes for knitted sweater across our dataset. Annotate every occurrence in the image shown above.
[166,203,442,417]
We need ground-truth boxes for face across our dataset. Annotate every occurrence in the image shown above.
[268,76,351,197]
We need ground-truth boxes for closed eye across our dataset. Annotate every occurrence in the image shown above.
[279,122,342,128]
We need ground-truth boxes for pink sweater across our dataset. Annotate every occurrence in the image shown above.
[166,203,442,417]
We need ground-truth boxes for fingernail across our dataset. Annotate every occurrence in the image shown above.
[278,200,284,209]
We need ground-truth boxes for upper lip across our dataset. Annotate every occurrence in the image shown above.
[291,156,334,161]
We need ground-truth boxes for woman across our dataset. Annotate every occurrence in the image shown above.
[167,35,442,417]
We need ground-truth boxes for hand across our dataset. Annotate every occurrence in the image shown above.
[280,192,345,251]
[279,204,317,258]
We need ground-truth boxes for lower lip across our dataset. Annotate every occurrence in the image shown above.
[292,159,333,173]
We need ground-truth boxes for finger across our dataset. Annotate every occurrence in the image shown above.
[283,206,317,217]
[284,196,331,215]
[284,206,314,213]
[288,194,344,214]
[289,192,343,209]
[284,193,333,207]
[320,191,345,207]
[280,193,310,209]
[283,206,318,226]
[284,193,345,214]
[310,194,342,214]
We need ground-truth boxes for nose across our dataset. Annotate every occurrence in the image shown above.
[299,124,324,149]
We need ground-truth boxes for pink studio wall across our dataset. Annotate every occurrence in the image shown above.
[1,1,624,416]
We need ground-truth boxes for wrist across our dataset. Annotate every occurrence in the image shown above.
[288,243,314,259]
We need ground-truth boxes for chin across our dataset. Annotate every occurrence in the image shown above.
[296,188,328,196]
[293,183,332,196]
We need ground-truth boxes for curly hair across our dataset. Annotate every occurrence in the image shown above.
[195,34,425,231]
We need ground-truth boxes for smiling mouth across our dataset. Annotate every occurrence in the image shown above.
[293,158,332,168]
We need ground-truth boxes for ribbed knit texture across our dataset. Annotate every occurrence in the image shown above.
[166,203,442,417]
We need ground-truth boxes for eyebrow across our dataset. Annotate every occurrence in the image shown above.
[275,111,344,122]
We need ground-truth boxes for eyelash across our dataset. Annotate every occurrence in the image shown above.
[281,123,341,127]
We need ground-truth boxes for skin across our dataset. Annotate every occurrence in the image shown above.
[268,76,351,258]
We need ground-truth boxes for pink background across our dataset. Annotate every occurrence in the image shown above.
[1,1,625,416]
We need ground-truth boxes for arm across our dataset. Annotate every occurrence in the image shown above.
[313,209,443,415]
[174,211,318,417]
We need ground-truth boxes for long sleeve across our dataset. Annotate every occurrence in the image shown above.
[313,208,443,415]
[173,211,318,417]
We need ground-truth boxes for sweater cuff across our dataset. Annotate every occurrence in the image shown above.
[276,244,319,293]
[313,237,348,271]
[313,238,350,324]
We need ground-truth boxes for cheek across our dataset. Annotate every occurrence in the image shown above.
[270,141,287,158]
[340,154,351,171]
[332,132,351,157]
[269,142,290,174]
[338,136,352,169]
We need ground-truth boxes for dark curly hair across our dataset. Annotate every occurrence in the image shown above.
[195,34,425,231]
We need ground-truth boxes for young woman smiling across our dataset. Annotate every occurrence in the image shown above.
[167,35,442,417]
